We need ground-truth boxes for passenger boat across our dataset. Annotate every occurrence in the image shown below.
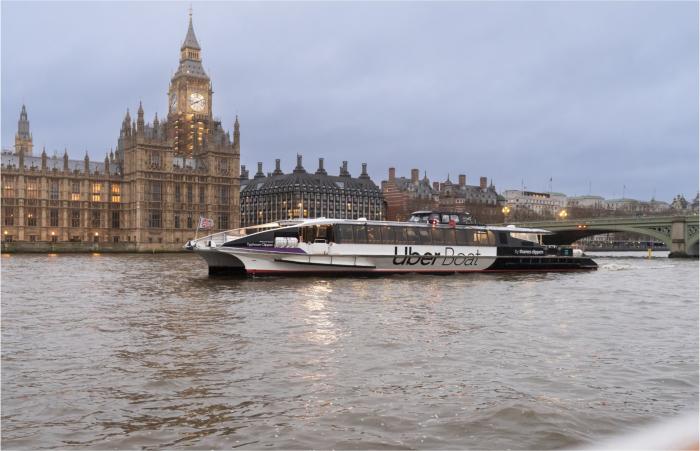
[186,211,597,275]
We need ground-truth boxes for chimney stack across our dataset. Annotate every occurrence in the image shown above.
[480,176,487,189]
[315,157,327,175]
[388,167,396,182]
[459,174,466,187]
[294,154,306,173]
[254,161,265,178]
[340,161,350,177]
[273,158,283,175]
[359,163,369,179]
[411,168,419,184]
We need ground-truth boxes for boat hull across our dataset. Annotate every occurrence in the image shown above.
[196,246,597,276]
[195,247,247,275]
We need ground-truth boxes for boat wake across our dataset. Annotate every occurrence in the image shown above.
[600,263,632,271]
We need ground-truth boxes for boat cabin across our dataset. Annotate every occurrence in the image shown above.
[408,211,474,226]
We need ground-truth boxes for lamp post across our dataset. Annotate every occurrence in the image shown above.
[557,209,568,220]
[502,205,511,222]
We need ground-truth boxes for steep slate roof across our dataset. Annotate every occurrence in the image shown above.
[174,15,208,80]
[241,170,381,195]
[181,16,201,50]
[1,153,119,174]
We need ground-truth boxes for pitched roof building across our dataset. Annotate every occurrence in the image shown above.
[381,168,499,222]
[240,155,384,226]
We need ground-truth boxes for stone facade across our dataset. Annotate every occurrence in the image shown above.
[240,156,384,227]
[503,190,567,219]
[1,14,240,251]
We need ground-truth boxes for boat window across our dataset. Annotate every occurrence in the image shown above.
[366,225,381,244]
[300,226,315,243]
[431,227,446,245]
[456,229,473,246]
[405,227,420,245]
[394,226,407,243]
[353,224,368,244]
[473,230,495,245]
[380,225,395,244]
[443,228,456,245]
[314,225,330,243]
[498,232,509,245]
[274,228,299,239]
[418,228,431,245]
[334,224,353,244]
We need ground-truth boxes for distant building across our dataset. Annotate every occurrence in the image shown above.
[605,198,641,212]
[436,174,498,210]
[381,168,499,222]
[381,168,437,221]
[567,195,606,209]
[1,14,240,249]
[691,193,699,213]
[671,194,689,211]
[503,190,567,218]
[239,155,384,227]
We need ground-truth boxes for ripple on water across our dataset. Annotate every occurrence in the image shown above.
[1,253,698,449]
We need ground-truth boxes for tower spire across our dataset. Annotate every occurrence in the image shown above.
[181,8,201,52]
[137,101,145,134]
[15,104,33,156]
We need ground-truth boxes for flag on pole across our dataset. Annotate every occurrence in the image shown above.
[198,216,214,230]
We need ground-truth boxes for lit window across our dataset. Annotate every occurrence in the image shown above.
[71,181,81,201]
[111,183,121,203]
[26,178,39,199]
[3,178,16,197]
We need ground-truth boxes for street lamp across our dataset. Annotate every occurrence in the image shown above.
[558,209,568,220]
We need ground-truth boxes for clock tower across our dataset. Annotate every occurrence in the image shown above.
[168,11,213,156]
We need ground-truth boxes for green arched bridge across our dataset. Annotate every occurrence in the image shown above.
[509,215,699,258]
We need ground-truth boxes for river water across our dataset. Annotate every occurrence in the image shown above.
[1,252,698,449]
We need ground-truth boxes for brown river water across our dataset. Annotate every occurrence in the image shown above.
[1,252,698,449]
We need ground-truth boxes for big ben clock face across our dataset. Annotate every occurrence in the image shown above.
[189,92,206,112]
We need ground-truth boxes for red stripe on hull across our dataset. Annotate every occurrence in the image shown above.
[246,267,596,276]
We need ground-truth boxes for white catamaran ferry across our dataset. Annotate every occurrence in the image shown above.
[186,211,597,276]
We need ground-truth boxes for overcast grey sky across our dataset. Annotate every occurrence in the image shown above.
[2,1,698,201]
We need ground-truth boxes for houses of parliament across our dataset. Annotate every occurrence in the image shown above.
[1,14,241,250]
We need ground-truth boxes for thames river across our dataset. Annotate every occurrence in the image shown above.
[1,252,698,449]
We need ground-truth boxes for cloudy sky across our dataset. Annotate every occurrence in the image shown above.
[2,1,698,201]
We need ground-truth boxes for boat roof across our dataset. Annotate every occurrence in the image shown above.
[288,217,553,235]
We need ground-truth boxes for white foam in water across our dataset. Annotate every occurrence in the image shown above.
[601,263,631,271]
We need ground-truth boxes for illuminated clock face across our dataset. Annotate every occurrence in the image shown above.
[189,92,206,112]
[170,93,178,111]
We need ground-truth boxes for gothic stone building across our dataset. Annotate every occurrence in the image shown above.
[240,155,384,227]
[1,15,240,250]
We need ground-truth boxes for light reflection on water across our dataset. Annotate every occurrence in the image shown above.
[1,253,698,449]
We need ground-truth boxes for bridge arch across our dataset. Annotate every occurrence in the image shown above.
[541,225,671,248]
[512,215,699,257]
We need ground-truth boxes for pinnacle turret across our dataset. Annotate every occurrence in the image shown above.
[137,101,145,133]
